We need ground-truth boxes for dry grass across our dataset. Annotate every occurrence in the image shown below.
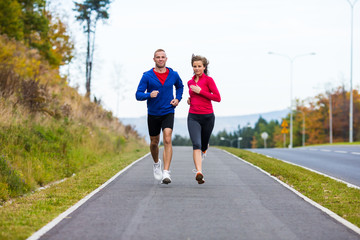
[0,34,146,202]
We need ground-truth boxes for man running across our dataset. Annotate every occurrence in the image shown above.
[135,49,184,184]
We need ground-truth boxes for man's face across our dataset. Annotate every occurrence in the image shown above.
[153,51,167,68]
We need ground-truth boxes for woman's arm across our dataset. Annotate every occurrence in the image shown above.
[198,77,221,102]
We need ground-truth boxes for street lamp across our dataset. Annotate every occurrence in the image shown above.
[345,0,358,142]
[220,137,242,148]
[237,137,242,148]
[268,51,316,148]
[299,110,306,146]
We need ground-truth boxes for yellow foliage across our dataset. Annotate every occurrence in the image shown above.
[0,35,42,80]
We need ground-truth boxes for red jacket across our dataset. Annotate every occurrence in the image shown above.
[188,74,221,114]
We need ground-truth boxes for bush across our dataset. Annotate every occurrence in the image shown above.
[0,155,30,202]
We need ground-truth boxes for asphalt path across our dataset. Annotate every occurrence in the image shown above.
[248,145,360,187]
[36,147,360,240]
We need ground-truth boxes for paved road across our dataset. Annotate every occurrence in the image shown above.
[248,145,360,187]
[37,147,360,240]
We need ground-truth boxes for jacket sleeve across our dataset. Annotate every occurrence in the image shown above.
[174,73,184,101]
[199,77,221,102]
[135,74,151,101]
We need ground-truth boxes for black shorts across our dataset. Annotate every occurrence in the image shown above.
[147,113,174,136]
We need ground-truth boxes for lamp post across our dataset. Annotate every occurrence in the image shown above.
[220,137,242,148]
[237,137,242,148]
[268,51,315,148]
[329,93,333,144]
[299,110,306,146]
[345,0,358,143]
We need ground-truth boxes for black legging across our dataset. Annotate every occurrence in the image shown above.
[187,113,215,151]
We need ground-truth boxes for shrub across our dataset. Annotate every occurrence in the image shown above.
[0,155,30,202]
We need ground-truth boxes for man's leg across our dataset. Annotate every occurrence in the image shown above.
[150,135,160,163]
[162,128,173,170]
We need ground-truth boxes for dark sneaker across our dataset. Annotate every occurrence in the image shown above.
[195,171,205,184]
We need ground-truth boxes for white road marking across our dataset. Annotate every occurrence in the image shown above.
[351,152,360,155]
[334,151,347,154]
[320,149,331,152]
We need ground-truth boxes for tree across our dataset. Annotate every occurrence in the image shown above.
[74,0,111,98]
[18,0,50,56]
[0,0,73,68]
[46,12,74,66]
[0,0,23,40]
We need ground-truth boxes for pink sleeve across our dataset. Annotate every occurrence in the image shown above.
[199,77,221,102]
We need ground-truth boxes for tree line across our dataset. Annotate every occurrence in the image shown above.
[173,85,360,148]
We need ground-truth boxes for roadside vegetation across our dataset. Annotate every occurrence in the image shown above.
[221,147,360,228]
[0,143,148,240]
[0,19,148,240]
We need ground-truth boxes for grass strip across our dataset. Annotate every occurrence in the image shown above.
[219,147,360,228]
[0,146,148,240]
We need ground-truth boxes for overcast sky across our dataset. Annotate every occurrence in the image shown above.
[54,0,360,118]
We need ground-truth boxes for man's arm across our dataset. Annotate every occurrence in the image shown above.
[174,73,184,102]
[135,76,150,101]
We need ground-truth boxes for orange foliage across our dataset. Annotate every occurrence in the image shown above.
[294,86,360,145]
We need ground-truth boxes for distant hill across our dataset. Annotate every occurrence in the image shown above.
[120,109,289,142]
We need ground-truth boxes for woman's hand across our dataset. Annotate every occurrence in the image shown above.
[190,85,201,94]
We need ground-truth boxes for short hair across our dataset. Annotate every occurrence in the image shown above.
[154,49,166,57]
[191,54,209,75]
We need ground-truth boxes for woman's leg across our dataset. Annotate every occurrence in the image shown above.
[200,114,215,152]
[187,114,203,172]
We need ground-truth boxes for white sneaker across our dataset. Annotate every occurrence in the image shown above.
[153,159,162,180]
[201,150,207,162]
[161,170,171,184]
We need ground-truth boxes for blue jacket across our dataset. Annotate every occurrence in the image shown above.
[136,67,184,116]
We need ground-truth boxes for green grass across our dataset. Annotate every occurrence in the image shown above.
[219,147,360,228]
[0,144,148,240]
[0,117,132,201]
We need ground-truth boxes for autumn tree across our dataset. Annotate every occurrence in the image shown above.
[292,86,360,145]
[0,0,74,68]
[74,0,111,98]
[46,12,74,66]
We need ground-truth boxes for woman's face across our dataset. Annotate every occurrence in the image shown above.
[192,60,205,77]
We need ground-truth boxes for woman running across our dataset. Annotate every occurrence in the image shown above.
[187,54,221,184]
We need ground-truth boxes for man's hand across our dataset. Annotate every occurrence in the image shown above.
[150,90,159,98]
[187,97,191,105]
[170,99,179,106]
[190,84,201,94]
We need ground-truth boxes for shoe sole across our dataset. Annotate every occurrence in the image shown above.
[196,173,205,184]
[154,175,162,181]
[162,178,171,184]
